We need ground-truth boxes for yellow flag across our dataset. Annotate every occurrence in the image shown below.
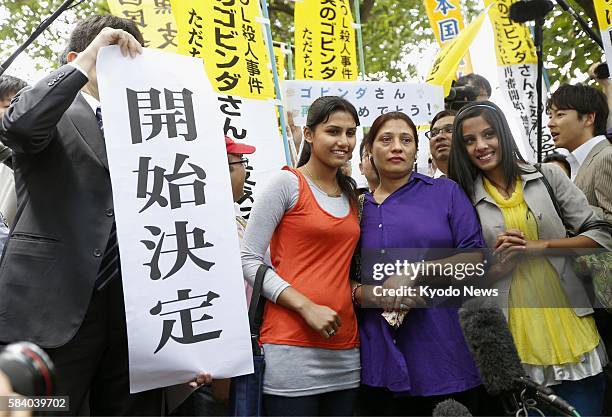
[424,0,473,75]
[107,0,178,52]
[426,7,489,94]
[594,0,612,30]
[294,0,358,80]
[484,0,537,66]
[170,0,275,99]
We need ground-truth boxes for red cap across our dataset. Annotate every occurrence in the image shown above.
[225,136,256,155]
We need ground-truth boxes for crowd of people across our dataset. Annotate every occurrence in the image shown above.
[0,12,611,417]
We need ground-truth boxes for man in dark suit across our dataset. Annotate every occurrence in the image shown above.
[0,15,162,415]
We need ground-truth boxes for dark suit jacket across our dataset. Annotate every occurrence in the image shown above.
[0,65,115,348]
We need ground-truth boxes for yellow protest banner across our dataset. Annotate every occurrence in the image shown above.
[594,0,612,30]
[426,7,489,94]
[594,0,612,67]
[424,0,473,75]
[107,0,178,52]
[170,0,275,99]
[484,0,537,66]
[294,0,358,80]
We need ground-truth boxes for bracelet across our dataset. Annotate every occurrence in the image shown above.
[351,284,363,306]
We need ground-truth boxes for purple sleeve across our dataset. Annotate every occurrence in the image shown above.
[449,183,485,248]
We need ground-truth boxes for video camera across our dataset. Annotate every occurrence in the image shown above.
[0,342,56,396]
[444,85,481,111]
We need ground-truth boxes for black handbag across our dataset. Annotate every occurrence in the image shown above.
[229,264,269,417]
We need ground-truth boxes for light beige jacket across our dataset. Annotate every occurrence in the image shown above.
[471,163,612,317]
[574,139,612,223]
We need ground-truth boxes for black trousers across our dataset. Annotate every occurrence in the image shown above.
[44,277,163,416]
[264,388,358,416]
[356,384,503,417]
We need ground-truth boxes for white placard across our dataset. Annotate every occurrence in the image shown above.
[283,80,445,127]
[497,63,556,162]
[218,96,286,219]
[97,46,253,393]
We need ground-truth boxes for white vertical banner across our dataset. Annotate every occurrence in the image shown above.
[217,96,286,219]
[97,46,253,393]
[497,63,555,161]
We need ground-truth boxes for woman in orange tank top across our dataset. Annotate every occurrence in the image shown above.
[241,97,361,416]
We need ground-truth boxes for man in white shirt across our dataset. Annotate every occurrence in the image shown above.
[427,109,457,179]
[547,84,612,222]
[548,83,612,416]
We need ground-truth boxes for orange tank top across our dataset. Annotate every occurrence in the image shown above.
[260,167,360,349]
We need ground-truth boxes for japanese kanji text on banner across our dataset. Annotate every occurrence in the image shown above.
[107,0,178,51]
[294,0,358,80]
[217,95,286,220]
[283,80,444,127]
[424,0,473,75]
[170,0,275,99]
[97,46,253,393]
[484,0,555,161]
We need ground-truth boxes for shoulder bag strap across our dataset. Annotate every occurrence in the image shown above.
[534,164,567,228]
[249,264,270,337]
[534,164,612,235]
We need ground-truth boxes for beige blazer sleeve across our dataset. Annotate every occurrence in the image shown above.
[542,163,612,250]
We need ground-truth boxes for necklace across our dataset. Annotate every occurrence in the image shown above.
[303,165,341,197]
[486,177,513,199]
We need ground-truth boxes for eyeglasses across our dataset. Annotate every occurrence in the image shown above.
[229,158,249,168]
[425,125,453,139]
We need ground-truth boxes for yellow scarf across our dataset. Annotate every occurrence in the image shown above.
[483,177,598,365]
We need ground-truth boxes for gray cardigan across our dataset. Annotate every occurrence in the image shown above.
[471,163,612,317]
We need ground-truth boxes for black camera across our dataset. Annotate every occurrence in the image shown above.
[444,85,480,111]
[0,342,56,396]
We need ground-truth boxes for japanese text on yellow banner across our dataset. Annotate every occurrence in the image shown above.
[294,0,358,80]
[107,0,178,52]
[170,0,275,99]
[424,0,473,75]
[484,0,537,66]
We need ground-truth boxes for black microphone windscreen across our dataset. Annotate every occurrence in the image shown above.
[509,0,554,22]
[458,298,525,396]
[433,399,473,417]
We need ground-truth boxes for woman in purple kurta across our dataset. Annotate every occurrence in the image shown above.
[354,112,489,416]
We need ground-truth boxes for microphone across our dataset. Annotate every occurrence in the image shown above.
[458,299,577,417]
[433,399,473,417]
[509,0,554,22]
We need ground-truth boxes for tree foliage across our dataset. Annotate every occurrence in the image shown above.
[0,0,604,85]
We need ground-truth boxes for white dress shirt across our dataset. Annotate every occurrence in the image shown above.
[433,168,447,179]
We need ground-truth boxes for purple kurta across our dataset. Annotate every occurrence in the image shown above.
[359,173,484,396]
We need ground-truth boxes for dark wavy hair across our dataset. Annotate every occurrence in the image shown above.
[0,75,28,100]
[65,14,144,61]
[448,101,527,198]
[297,96,360,203]
[547,84,609,136]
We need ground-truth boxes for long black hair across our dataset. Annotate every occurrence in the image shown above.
[448,101,527,198]
[297,96,360,203]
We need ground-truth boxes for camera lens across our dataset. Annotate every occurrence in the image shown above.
[0,342,56,396]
